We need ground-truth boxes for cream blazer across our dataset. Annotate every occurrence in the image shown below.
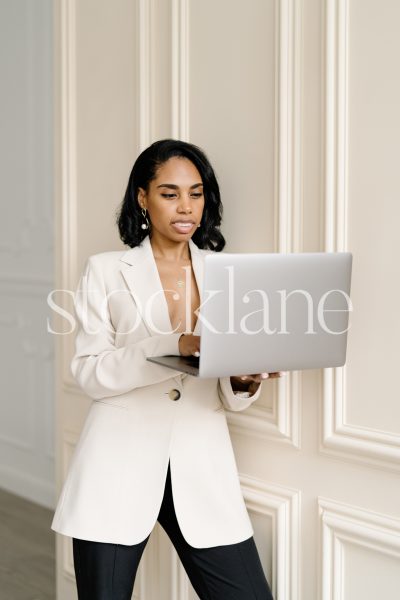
[51,235,264,548]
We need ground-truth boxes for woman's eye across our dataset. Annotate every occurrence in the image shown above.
[160,192,203,198]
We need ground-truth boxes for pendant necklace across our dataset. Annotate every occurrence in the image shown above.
[177,260,191,288]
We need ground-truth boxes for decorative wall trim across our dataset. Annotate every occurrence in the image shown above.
[323,0,349,254]
[241,472,301,600]
[228,373,301,448]
[171,0,189,140]
[318,497,400,600]
[321,0,400,472]
[321,365,400,471]
[137,0,152,149]
[228,0,303,449]
[170,547,190,600]
[275,0,303,255]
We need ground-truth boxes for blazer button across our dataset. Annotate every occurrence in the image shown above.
[168,388,181,401]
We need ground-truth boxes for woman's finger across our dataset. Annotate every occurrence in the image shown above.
[240,373,267,383]
[238,371,286,382]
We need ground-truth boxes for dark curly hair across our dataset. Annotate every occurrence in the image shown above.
[115,139,226,251]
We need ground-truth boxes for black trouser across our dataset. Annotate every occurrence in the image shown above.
[73,461,274,599]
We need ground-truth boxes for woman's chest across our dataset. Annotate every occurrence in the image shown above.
[155,260,200,333]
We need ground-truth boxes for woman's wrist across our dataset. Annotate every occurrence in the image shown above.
[230,375,260,393]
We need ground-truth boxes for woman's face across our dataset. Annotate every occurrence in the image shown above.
[138,156,205,243]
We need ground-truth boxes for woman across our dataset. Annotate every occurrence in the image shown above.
[51,139,282,599]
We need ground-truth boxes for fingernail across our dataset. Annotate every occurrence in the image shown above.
[261,373,269,379]
[241,376,247,380]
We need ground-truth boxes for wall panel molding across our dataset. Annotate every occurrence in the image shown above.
[171,0,189,140]
[170,547,190,600]
[318,497,400,600]
[242,471,301,600]
[321,0,400,472]
[275,0,303,255]
[228,373,301,448]
[131,0,303,451]
[137,0,152,149]
[227,0,302,449]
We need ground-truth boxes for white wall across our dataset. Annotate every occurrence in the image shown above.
[53,1,400,599]
[0,0,54,508]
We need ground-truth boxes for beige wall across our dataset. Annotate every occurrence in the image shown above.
[54,1,400,598]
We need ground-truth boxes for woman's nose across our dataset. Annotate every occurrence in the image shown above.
[178,202,192,214]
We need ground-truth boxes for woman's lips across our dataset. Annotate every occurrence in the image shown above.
[171,222,195,233]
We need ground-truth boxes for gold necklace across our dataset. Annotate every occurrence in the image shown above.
[154,256,190,288]
[176,260,191,288]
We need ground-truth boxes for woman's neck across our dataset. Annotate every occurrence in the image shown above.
[149,235,191,262]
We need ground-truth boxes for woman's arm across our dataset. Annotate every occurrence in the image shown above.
[70,255,183,400]
[218,373,284,411]
[217,375,263,412]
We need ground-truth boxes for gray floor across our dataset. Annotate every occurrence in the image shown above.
[0,487,55,600]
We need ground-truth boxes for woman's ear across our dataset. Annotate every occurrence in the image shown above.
[137,187,146,210]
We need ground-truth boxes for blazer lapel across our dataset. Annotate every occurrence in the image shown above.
[119,235,204,337]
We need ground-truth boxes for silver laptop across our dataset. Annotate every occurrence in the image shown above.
[146,251,353,377]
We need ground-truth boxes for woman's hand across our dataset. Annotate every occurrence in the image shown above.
[178,334,201,357]
[230,372,285,395]
[178,334,286,393]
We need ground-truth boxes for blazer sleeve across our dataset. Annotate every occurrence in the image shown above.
[70,255,183,400]
[217,375,263,412]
